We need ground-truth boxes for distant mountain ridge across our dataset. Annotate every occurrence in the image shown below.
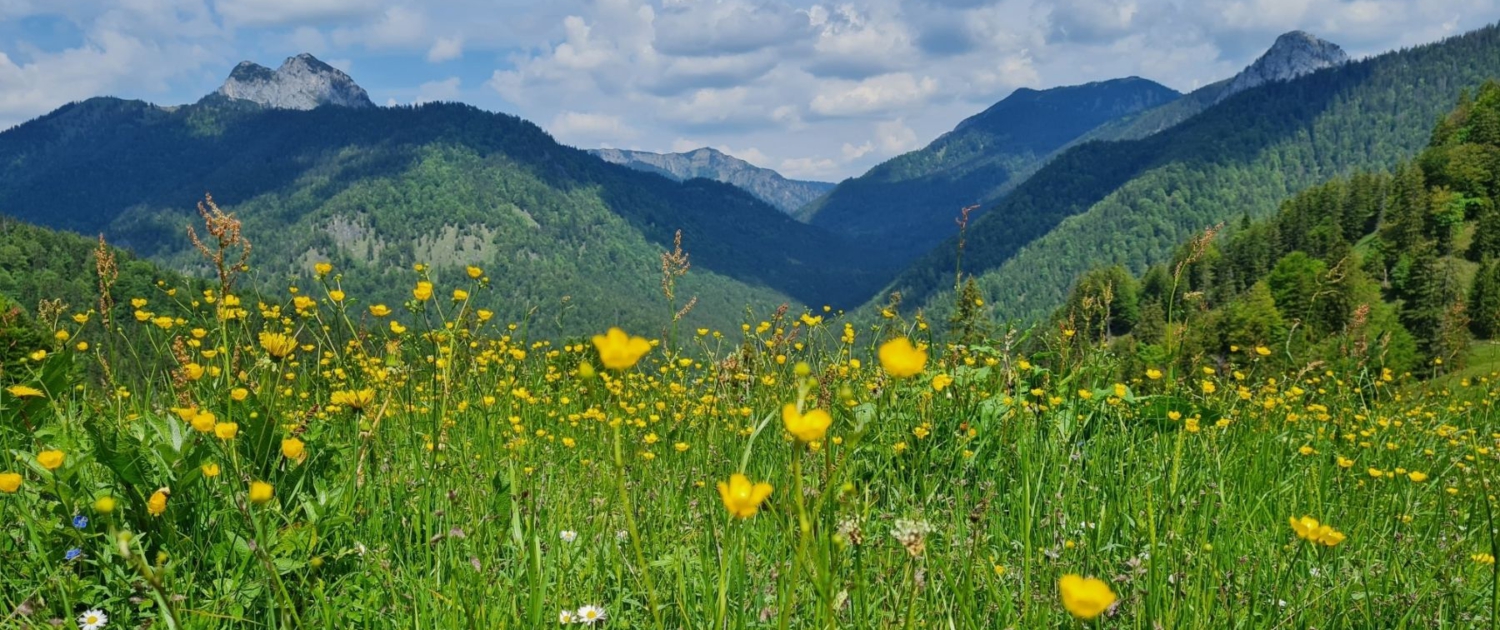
[797,76,1180,266]
[1082,30,1348,143]
[212,53,373,110]
[589,147,833,214]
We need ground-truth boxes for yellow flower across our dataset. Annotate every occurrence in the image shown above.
[477,309,494,322]
[369,304,391,317]
[6,384,44,398]
[878,337,927,378]
[0,472,21,493]
[314,262,332,276]
[259,331,296,359]
[782,404,832,443]
[1201,380,1217,394]
[231,388,249,402]
[931,374,954,391]
[328,289,345,302]
[147,488,169,516]
[93,496,116,514]
[592,327,652,370]
[452,288,469,301]
[214,422,239,440]
[201,463,221,477]
[1058,574,1116,620]
[390,321,408,334]
[413,281,433,302]
[717,473,773,518]
[331,388,376,409]
[36,450,65,471]
[248,481,274,505]
[190,411,216,433]
[1255,346,1272,357]
[1408,471,1428,483]
[466,265,483,279]
[183,362,205,380]
[281,437,306,460]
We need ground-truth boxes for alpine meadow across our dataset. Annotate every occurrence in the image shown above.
[3,4,1500,629]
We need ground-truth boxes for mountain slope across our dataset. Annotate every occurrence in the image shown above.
[0,58,880,335]
[588,147,833,214]
[891,22,1500,323]
[798,77,1180,264]
[1081,31,1348,143]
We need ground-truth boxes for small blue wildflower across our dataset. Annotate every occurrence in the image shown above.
[72,514,88,529]
[64,548,83,561]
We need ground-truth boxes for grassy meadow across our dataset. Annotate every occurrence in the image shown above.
[1,227,1499,629]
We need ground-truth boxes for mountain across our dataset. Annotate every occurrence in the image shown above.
[0,57,880,335]
[588,147,833,214]
[212,53,373,110]
[1059,80,1500,374]
[797,77,1180,265]
[1082,31,1348,142]
[889,23,1500,324]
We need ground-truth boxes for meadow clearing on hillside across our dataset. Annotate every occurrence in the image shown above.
[1,220,1499,629]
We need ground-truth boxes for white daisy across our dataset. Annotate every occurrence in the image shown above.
[576,604,606,625]
[560,530,578,543]
[559,609,576,624]
[78,609,108,630]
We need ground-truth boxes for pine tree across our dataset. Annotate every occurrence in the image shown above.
[1470,260,1500,339]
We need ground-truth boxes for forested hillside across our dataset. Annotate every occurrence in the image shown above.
[0,98,881,335]
[893,23,1500,324]
[1054,80,1500,376]
[798,77,1180,264]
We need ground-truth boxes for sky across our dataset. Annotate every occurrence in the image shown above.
[0,1,1495,181]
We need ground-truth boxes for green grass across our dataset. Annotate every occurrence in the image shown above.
[0,263,1498,629]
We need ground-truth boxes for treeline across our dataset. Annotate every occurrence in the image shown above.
[1058,80,1500,374]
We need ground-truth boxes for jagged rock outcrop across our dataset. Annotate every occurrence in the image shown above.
[1219,31,1349,101]
[214,54,373,110]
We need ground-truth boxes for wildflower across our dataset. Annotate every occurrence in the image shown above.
[36,450,64,470]
[575,605,606,625]
[190,411,216,433]
[231,388,249,401]
[1475,553,1496,565]
[183,363,205,380]
[1408,471,1428,482]
[390,321,407,334]
[413,281,433,301]
[783,404,832,443]
[201,463,221,477]
[281,437,306,460]
[931,374,954,391]
[314,262,332,276]
[73,515,88,529]
[1289,515,1346,546]
[559,610,575,624]
[332,389,376,409]
[1058,574,1117,620]
[369,304,391,317]
[466,265,483,279]
[93,496,116,514]
[259,332,296,359]
[1201,380,1217,394]
[6,384,44,398]
[248,481,274,505]
[147,489,169,516]
[890,519,934,557]
[878,337,927,378]
[328,289,345,302]
[214,422,239,440]
[0,472,22,493]
[77,609,107,630]
[717,473,773,518]
[1255,346,1272,357]
[591,328,652,370]
[65,548,82,561]
[453,289,469,301]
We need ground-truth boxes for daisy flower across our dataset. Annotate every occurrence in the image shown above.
[560,530,578,544]
[576,604,606,625]
[78,609,108,630]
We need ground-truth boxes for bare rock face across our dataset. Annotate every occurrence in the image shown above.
[215,54,373,110]
[1219,31,1348,102]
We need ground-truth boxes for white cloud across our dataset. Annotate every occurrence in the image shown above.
[548,110,641,145]
[809,73,939,117]
[331,5,430,49]
[874,119,919,154]
[427,35,464,62]
[778,156,841,179]
[414,76,461,103]
[215,0,382,27]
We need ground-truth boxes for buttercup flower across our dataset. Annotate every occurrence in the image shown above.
[878,337,927,378]
[591,327,652,370]
[783,404,832,443]
[1058,574,1117,620]
[717,473,773,518]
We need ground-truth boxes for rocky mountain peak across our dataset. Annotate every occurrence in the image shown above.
[214,53,373,110]
[1220,31,1348,101]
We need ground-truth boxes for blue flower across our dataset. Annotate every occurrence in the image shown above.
[64,548,83,561]
[72,515,88,529]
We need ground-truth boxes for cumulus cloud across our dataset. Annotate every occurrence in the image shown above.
[548,110,641,145]
[810,73,939,117]
[215,0,383,27]
[414,76,461,103]
[427,35,463,62]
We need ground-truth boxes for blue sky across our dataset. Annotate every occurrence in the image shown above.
[0,0,1495,180]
